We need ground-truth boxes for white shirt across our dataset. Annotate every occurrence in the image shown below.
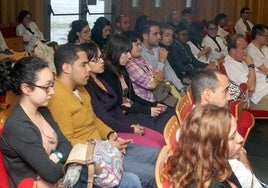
[0,31,9,51]
[16,21,45,51]
[217,26,229,44]
[235,18,254,37]
[229,159,262,188]
[187,41,210,64]
[224,54,268,104]
[202,35,227,61]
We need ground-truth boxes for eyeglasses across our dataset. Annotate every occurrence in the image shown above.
[29,82,54,93]
[81,30,91,34]
[90,55,104,63]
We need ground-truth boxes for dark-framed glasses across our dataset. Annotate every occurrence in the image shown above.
[90,55,104,63]
[29,82,54,93]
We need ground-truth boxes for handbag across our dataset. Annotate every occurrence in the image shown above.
[63,139,123,188]
[153,82,179,107]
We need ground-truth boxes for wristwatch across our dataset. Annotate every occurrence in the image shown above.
[54,151,63,162]
[248,64,255,68]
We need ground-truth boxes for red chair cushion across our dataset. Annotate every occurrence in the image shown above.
[248,109,268,118]
[0,128,9,188]
[18,178,35,188]
[237,110,254,138]
[0,27,16,38]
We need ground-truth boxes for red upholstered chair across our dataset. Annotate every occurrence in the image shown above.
[229,100,255,146]
[0,128,9,188]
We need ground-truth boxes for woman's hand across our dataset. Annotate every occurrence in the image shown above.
[109,132,133,155]
[131,124,145,135]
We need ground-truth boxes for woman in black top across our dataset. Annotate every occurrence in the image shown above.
[0,57,72,188]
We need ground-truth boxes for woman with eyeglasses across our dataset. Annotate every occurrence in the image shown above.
[0,57,72,188]
[202,20,228,61]
[67,20,91,44]
[82,42,165,148]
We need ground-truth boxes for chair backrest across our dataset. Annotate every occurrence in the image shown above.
[0,26,16,38]
[175,94,193,125]
[164,115,180,148]
[0,90,18,129]
[155,145,172,188]
[238,111,254,146]
[186,85,194,104]
[229,99,255,146]
[218,63,227,74]
[5,37,24,52]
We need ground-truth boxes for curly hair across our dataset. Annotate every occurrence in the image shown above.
[67,20,89,43]
[0,57,48,95]
[164,104,232,188]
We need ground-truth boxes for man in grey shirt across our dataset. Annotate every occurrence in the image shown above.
[140,20,185,91]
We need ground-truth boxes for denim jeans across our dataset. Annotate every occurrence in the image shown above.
[117,172,142,188]
[123,144,160,188]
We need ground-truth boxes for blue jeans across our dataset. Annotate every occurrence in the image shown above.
[117,172,142,188]
[123,144,160,188]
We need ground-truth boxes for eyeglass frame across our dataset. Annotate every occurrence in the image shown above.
[90,55,104,63]
[28,82,54,93]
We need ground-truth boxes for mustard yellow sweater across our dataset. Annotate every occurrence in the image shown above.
[48,78,113,145]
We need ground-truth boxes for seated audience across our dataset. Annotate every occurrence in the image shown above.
[0,31,13,54]
[202,21,228,61]
[48,43,159,187]
[0,57,72,188]
[67,20,91,44]
[83,42,165,148]
[167,22,212,84]
[114,14,130,34]
[223,34,268,110]
[101,34,174,133]
[187,22,211,64]
[16,10,46,51]
[235,7,254,37]
[166,9,180,28]
[140,20,185,91]
[91,17,112,51]
[165,104,243,187]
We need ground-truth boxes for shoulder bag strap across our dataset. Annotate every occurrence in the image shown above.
[86,139,96,188]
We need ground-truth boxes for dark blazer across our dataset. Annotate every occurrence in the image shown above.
[86,76,134,133]
[168,40,207,81]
